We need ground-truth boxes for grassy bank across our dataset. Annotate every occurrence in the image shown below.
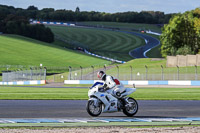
[77,22,162,58]
[80,21,162,33]
[0,87,199,100]
[49,25,145,61]
[0,34,110,73]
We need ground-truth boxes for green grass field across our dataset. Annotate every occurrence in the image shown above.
[48,25,145,61]
[50,58,199,81]
[0,34,110,72]
[0,87,200,100]
[103,58,199,80]
[104,58,166,77]
[78,22,162,58]
[80,21,162,33]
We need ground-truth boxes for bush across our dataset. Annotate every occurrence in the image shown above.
[176,45,194,55]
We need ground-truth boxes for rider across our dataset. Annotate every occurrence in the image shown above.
[97,71,125,98]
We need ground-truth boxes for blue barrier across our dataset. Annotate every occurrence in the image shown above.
[0,80,46,85]
[148,81,168,85]
[191,81,200,86]
[64,80,200,86]
[80,80,94,84]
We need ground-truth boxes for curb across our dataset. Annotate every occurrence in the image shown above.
[0,117,200,125]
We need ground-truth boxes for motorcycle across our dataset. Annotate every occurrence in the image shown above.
[86,82,138,117]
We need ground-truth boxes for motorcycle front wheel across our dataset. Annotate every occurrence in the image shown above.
[123,97,138,117]
[86,100,102,117]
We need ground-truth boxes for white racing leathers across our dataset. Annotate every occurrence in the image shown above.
[104,75,125,98]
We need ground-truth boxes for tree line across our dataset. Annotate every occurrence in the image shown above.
[0,5,173,24]
[160,8,200,57]
[0,5,54,43]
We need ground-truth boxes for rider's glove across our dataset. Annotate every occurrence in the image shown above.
[103,84,109,90]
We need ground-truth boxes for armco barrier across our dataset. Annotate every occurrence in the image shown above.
[64,80,200,86]
[0,80,46,85]
[84,49,126,64]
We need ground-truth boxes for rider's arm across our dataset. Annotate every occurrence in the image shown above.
[106,76,116,89]
[103,83,109,90]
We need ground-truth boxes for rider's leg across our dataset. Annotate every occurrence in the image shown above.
[114,86,126,98]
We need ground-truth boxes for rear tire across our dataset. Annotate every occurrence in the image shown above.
[123,97,138,117]
[86,100,102,117]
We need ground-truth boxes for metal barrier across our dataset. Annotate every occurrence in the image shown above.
[67,65,199,81]
[1,65,199,82]
[2,69,46,82]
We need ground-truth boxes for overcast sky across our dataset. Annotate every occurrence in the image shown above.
[0,0,200,14]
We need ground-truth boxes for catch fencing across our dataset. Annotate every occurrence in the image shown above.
[2,65,199,82]
[2,69,46,82]
[65,65,200,81]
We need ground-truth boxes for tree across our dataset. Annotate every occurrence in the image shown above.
[160,8,200,57]
[75,7,80,13]
[27,5,38,10]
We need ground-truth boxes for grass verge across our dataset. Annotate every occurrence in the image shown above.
[49,25,145,61]
[0,87,200,100]
[0,34,110,72]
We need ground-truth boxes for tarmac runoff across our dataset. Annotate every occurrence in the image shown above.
[0,117,200,127]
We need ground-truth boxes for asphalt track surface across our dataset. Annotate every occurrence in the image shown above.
[0,100,200,118]
[125,31,160,58]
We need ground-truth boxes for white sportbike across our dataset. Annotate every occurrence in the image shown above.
[86,82,138,117]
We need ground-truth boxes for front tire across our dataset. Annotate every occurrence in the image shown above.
[86,100,102,117]
[123,97,138,117]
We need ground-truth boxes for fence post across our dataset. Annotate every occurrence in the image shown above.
[30,67,33,80]
[40,67,42,80]
[130,66,133,80]
[69,66,72,80]
[176,65,179,80]
[116,65,119,79]
[145,65,148,80]
[14,70,17,81]
[80,66,83,80]
[35,67,37,80]
[161,65,164,80]
[91,66,94,80]
[195,65,197,80]
[44,67,47,81]
[104,65,106,73]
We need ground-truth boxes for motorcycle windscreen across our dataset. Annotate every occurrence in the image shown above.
[90,82,104,89]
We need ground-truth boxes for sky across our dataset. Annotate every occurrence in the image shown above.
[0,0,200,14]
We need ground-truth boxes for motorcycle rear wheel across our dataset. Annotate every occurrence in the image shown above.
[123,97,138,117]
[86,100,102,117]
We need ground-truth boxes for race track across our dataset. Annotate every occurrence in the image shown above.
[126,31,160,58]
[76,25,161,59]
[0,100,199,118]
[49,23,160,59]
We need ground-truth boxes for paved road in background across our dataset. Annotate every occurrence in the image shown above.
[0,100,199,118]
[77,25,161,59]
[43,23,160,59]
[125,31,160,58]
